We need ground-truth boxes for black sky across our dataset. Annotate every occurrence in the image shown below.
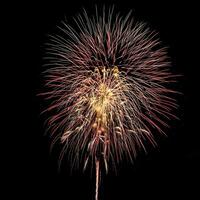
[6,0,199,199]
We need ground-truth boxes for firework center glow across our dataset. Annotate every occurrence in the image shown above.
[90,66,119,138]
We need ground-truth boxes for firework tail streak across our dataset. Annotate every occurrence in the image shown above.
[41,7,178,200]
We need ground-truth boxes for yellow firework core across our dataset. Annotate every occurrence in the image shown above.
[90,66,119,136]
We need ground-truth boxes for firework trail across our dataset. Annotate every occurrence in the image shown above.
[41,7,178,200]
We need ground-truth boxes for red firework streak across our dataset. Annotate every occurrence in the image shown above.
[41,7,178,200]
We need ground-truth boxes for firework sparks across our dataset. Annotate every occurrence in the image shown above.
[41,7,178,200]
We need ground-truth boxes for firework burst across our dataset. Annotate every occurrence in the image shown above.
[41,7,178,200]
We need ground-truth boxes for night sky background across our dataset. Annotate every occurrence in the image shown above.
[6,0,199,199]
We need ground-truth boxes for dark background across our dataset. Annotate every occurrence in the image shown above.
[7,0,199,199]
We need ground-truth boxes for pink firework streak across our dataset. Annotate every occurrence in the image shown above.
[41,7,178,200]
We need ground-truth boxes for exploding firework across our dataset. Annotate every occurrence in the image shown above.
[41,7,178,200]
